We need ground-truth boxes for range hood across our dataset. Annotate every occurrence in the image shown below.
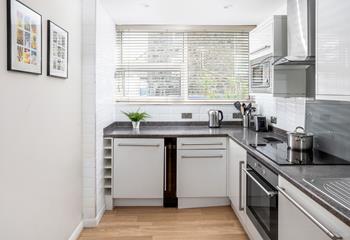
[274,0,315,66]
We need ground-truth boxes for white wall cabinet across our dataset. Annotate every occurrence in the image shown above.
[316,0,350,101]
[249,15,287,60]
[113,138,164,199]
[278,176,350,240]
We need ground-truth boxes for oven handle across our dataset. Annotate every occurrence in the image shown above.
[277,186,343,240]
[242,168,277,197]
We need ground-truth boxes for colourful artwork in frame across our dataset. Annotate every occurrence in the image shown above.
[7,0,42,74]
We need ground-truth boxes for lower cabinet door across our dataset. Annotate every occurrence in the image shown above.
[230,139,247,221]
[113,138,164,198]
[177,149,227,197]
[279,177,349,240]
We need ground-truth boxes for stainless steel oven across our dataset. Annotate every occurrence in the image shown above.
[250,54,273,93]
[244,154,278,240]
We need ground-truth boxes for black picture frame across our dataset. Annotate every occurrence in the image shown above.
[47,20,69,79]
[7,0,42,75]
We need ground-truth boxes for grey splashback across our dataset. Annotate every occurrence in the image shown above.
[306,100,350,160]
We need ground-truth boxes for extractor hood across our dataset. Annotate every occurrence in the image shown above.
[274,0,315,66]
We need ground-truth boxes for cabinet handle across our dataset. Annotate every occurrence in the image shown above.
[181,143,223,146]
[250,45,271,55]
[181,155,223,159]
[118,144,160,147]
[239,161,245,211]
[243,168,277,197]
[277,186,343,240]
[164,146,167,192]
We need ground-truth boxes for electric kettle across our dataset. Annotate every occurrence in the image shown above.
[208,110,223,128]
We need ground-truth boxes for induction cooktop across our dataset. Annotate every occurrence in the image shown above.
[250,142,350,166]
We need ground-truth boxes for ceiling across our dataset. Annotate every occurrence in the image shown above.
[102,0,286,25]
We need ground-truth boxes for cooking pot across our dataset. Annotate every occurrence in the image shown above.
[287,126,314,151]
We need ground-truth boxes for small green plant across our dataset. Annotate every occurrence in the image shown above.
[122,109,150,122]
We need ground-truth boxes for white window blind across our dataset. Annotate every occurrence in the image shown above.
[115,27,249,102]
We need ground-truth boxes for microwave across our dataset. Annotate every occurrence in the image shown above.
[250,54,273,94]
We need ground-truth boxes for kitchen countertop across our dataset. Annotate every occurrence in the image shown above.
[104,121,350,226]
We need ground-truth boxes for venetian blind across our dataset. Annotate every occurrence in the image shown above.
[115,28,249,102]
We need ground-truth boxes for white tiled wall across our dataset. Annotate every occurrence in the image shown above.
[82,0,97,220]
[114,104,241,122]
[95,0,115,217]
[82,0,115,224]
[254,95,306,132]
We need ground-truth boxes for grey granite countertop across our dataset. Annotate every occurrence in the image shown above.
[104,122,350,226]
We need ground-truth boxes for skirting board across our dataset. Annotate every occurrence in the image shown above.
[114,198,163,206]
[83,205,105,228]
[68,221,83,240]
[178,197,230,209]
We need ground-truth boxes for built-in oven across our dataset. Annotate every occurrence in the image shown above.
[250,54,273,93]
[243,153,278,240]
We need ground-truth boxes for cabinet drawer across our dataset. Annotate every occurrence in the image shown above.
[177,149,227,197]
[177,137,226,150]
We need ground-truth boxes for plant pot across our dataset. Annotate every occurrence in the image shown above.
[132,121,140,129]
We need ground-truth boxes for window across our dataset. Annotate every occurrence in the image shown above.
[115,26,250,102]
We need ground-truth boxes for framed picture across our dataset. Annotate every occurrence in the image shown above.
[47,20,68,79]
[7,0,42,74]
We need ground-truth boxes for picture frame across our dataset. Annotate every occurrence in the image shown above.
[47,20,68,79]
[7,0,42,75]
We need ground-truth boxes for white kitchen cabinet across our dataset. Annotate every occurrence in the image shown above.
[316,0,350,101]
[278,176,350,240]
[228,139,247,222]
[177,149,227,198]
[113,138,164,199]
[228,139,263,240]
[249,15,287,60]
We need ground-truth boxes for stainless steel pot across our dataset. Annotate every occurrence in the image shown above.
[287,127,314,151]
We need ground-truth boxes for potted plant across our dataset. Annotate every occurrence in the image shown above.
[122,109,150,129]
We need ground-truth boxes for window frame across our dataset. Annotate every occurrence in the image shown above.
[115,25,255,104]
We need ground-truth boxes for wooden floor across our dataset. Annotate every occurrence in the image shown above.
[79,206,248,240]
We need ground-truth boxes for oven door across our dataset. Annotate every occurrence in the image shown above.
[244,166,278,240]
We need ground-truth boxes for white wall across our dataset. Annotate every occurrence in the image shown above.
[114,104,241,122]
[82,0,115,225]
[0,0,82,239]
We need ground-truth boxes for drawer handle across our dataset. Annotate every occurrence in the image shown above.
[181,155,223,159]
[181,143,223,146]
[250,45,271,55]
[277,186,343,240]
[118,144,160,147]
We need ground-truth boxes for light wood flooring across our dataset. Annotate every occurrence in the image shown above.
[79,206,248,240]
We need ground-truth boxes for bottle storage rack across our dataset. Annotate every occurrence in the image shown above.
[104,138,113,210]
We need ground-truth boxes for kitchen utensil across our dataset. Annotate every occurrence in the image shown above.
[234,101,241,112]
[208,110,223,128]
[243,115,249,128]
[241,103,246,114]
[287,126,314,151]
